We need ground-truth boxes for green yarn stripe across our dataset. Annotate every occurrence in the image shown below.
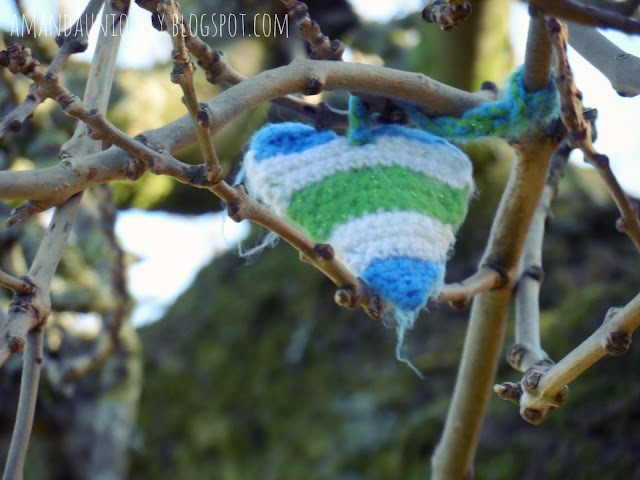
[287,165,469,241]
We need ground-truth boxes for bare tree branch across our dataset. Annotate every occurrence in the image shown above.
[162,0,223,184]
[0,270,33,295]
[507,144,572,375]
[2,324,44,480]
[503,290,640,425]
[3,4,128,476]
[2,193,82,480]
[529,0,640,34]
[438,267,503,308]
[280,0,344,59]
[430,12,560,478]
[568,21,640,97]
[0,0,105,138]
[547,18,640,251]
[0,58,488,213]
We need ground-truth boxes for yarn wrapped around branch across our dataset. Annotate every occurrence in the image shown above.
[400,66,559,141]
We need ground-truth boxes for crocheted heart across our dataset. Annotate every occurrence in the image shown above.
[243,121,474,313]
[241,64,559,374]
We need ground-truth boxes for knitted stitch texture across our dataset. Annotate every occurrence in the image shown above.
[244,121,474,374]
[400,66,559,141]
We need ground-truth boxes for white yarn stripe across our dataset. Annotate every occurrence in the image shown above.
[244,134,474,210]
[243,150,288,216]
[326,211,455,274]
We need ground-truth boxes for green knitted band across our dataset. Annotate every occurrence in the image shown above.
[398,66,559,140]
[286,165,469,241]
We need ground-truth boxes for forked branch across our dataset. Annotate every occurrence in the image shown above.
[499,292,640,425]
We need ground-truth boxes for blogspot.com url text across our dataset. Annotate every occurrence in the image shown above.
[8,13,290,39]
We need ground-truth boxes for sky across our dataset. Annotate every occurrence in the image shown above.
[2,0,640,326]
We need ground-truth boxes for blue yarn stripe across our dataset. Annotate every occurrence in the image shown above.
[362,257,445,311]
[250,122,337,162]
[348,95,373,145]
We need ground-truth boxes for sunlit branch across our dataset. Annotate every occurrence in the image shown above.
[567,21,640,97]
[547,18,640,252]
[0,0,105,138]
[430,11,559,478]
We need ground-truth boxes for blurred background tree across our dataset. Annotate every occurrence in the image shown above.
[1,0,640,479]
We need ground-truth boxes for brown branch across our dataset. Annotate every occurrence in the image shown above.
[280,0,344,60]
[0,0,104,138]
[522,11,553,92]
[547,18,640,252]
[0,57,487,213]
[529,0,640,33]
[0,194,82,368]
[438,267,503,308]
[421,0,473,31]
[133,0,346,128]
[161,0,223,184]
[212,182,381,317]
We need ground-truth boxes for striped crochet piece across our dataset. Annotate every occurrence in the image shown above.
[243,120,474,374]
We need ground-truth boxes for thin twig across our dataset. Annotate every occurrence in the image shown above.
[0,0,104,138]
[212,182,379,316]
[56,0,131,383]
[134,0,346,128]
[529,0,640,34]
[161,0,223,183]
[438,267,503,308]
[280,0,344,60]
[547,18,640,252]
